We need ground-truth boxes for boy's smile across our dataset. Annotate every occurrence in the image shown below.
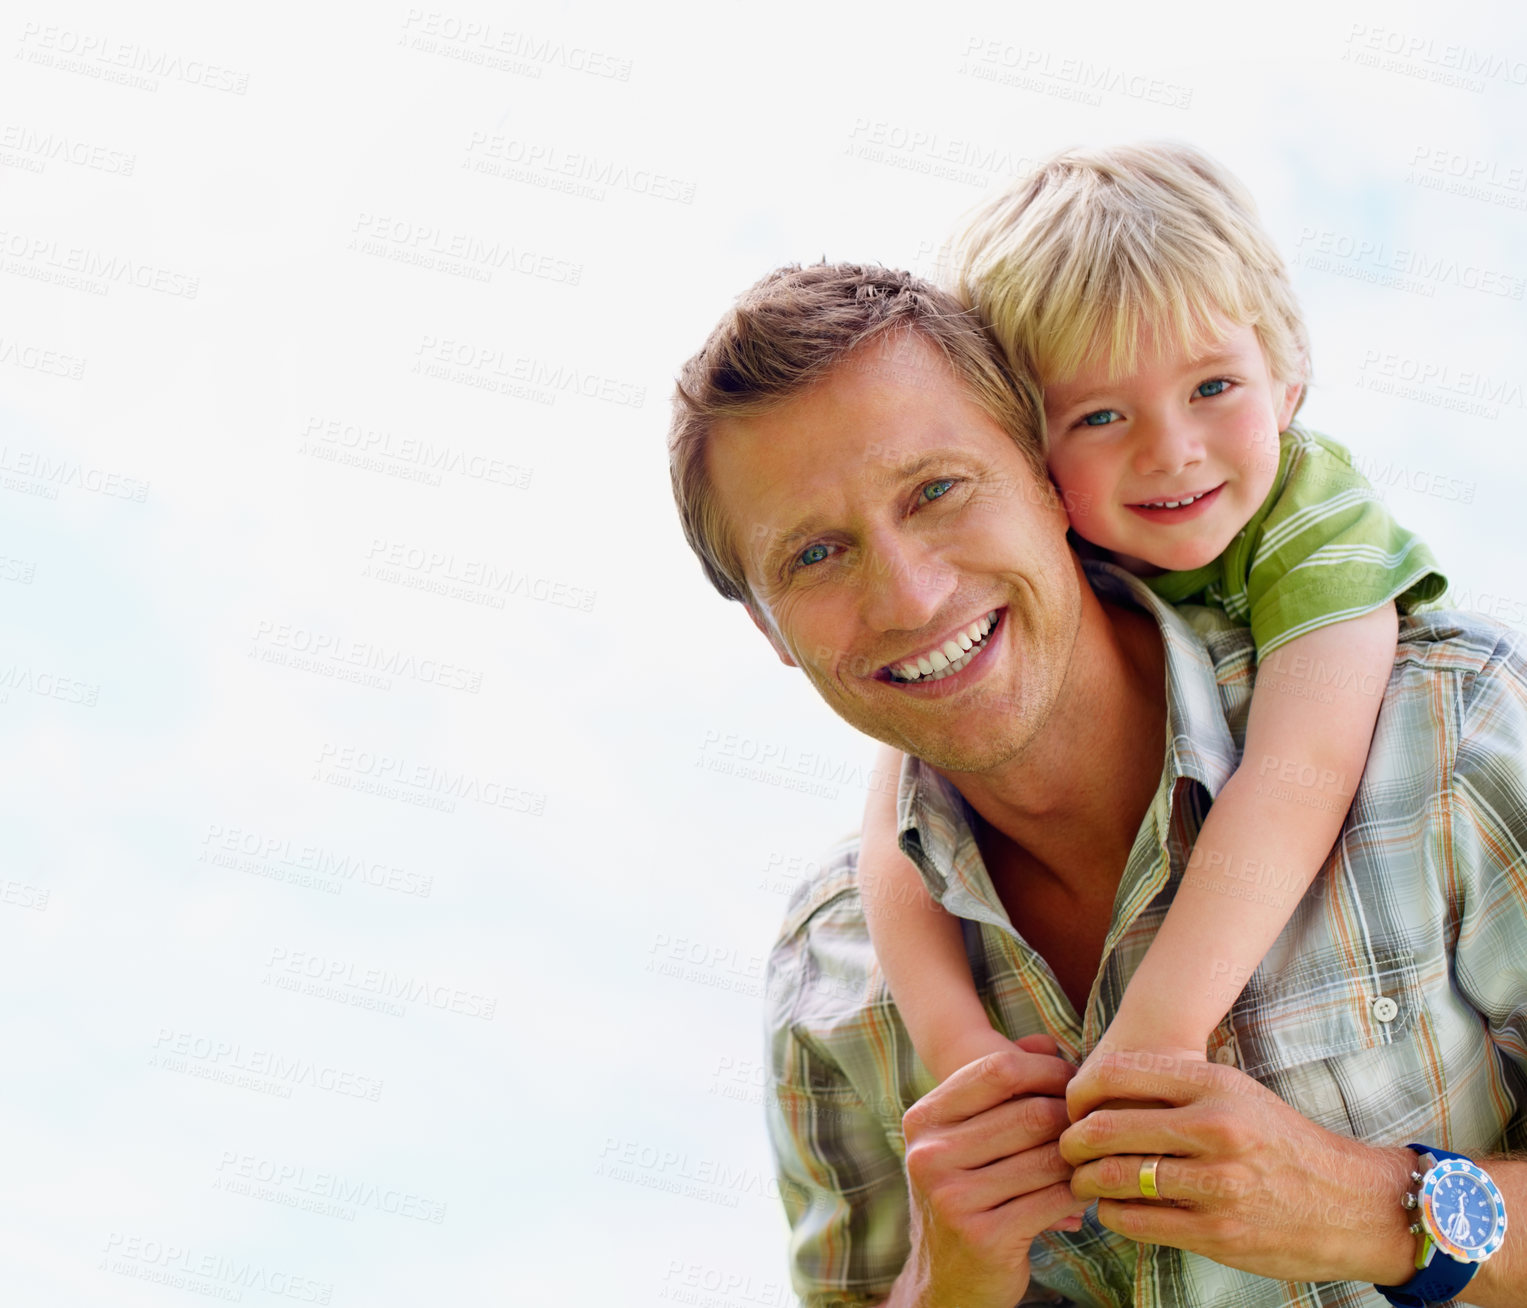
[1043,320,1302,576]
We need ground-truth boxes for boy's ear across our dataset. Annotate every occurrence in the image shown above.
[745,603,798,668]
[1276,379,1304,431]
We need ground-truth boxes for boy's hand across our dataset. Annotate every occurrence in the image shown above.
[926,1022,1039,1088]
[1066,1037,1207,1122]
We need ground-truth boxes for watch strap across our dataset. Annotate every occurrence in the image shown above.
[1374,1145,1482,1307]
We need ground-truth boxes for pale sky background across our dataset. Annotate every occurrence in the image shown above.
[1,1,1524,1304]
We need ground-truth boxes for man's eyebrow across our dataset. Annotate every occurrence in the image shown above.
[754,516,828,579]
[858,447,986,489]
[761,521,819,563]
[881,451,960,483]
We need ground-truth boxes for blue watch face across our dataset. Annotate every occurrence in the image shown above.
[1421,1159,1507,1262]
[1376,1151,1508,1305]
[1432,1174,1498,1252]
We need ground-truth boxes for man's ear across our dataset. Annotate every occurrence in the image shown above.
[745,602,797,668]
[1276,378,1304,431]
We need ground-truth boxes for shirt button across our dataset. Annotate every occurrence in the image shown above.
[1214,1045,1237,1066]
[1372,996,1399,1023]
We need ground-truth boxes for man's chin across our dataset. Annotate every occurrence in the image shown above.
[803,659,1043,775]
[892,734,1031,777]
[860,677,1056,776]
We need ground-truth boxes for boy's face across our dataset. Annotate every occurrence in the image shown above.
[1042,320,1302,575]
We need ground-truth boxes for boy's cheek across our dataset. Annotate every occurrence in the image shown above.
[1046,467,1101,528]
[1061,489,1097,524]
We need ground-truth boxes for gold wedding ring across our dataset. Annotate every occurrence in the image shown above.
[1138,1155,1163,1200]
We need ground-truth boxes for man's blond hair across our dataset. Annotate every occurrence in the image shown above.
[956,142,1309,428]
[669,262,1045,604]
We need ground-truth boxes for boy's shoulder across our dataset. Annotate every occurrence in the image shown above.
[1279,422,1362,475]
[1260,422,1377,517]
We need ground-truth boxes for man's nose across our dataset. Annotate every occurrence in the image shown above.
[859,531,957,634]
[1132,414,1204,477]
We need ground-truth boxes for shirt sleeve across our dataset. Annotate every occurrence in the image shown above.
[764,923,912,1308]
[764,1031,911,1306]
[1441,627,1527,1149]
[1237,429,1448,655]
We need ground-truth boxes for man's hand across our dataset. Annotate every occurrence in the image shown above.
[1058,1051,1417,1285]
[887,1034,1087,1308]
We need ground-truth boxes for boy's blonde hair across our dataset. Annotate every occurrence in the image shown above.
[956,142,1309,425]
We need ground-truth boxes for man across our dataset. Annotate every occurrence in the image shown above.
[668,262,1527,1307]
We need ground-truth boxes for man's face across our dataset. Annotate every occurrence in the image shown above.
[707,333,1083,773]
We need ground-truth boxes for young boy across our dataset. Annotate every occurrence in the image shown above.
[859,143,1447,1120]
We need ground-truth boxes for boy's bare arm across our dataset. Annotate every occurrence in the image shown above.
[861,744,1008,1083]
[1070,604,1399,1116]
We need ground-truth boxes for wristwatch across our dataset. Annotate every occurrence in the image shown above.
[1374,1144,1508,1307]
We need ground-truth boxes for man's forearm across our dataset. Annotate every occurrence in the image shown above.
[875,1260,1023,1308]
[870,1214,1030,1308]
[1353,1150,1527,1306]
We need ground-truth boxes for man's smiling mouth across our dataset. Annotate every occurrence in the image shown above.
[885,610,1001,683]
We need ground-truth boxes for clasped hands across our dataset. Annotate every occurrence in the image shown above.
[895,1035,1415,1308]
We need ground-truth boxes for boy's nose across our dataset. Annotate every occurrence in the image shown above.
[1133,417,1204,477]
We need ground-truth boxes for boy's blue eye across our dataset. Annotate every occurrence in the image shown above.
[796,543,831,568]
[920,478,955,502]
[1196,379,1229,397]
[1081,410,1119,427]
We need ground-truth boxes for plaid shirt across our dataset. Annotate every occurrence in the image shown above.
[763,563,1527,1308]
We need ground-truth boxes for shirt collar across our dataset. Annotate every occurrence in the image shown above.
[896,560,1244,915]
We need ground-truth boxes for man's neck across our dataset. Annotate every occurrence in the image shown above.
[930,579,1167,899]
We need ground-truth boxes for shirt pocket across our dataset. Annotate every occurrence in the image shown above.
[1228,943,1438,1142]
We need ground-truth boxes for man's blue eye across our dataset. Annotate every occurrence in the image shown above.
[796,543,830,568]
[1197,379,1229,397]
[1081,410,1119,427]
[921,479,954,502]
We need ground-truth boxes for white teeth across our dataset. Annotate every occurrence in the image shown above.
[1141,491,1206,509]
[889,610,1001,683]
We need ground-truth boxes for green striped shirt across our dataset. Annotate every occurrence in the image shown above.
[1143,425,1447,654]
[763,563,1527,1307]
